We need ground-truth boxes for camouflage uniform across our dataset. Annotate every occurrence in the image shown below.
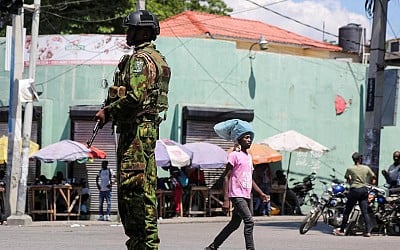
[107,42,170,250]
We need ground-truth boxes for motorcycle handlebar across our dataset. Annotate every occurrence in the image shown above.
[367,185,386,195]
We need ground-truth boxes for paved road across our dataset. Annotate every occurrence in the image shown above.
[1,216,399,250]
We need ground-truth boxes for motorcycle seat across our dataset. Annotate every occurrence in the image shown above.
[386,196,400,202]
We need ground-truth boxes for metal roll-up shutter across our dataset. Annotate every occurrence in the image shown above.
[182,106,254,188]
[0,111,41,185]
[184,120,233,188]
[1,106,42,214]
[72,120,118,215]
[183,120,228,188]
[184,120,233,150]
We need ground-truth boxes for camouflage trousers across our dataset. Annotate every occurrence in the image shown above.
[117,120,159,250]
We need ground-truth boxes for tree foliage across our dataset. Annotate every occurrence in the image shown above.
[146,0,232,20]
[0,0,232,36]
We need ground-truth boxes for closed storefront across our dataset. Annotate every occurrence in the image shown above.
[70,105,118,215]
[182,106,254,188]
[0,106,42,185]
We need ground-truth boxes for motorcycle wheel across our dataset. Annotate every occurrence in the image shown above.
[299,209,321,234]
[386,218,400,236]
[345,221,356,236]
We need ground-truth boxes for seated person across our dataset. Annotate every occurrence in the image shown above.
[272,170,303,215]
[186,168,205,186]
[382,151,400,188]
[36,175,50,185]
[157,177,171,190]
[382,151,400,195]
[253,164,271,216]
[170,167,183,217]
[79,179,90,214]
[51,171,66,185]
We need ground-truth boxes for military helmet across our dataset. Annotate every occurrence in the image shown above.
[123,10,160,40]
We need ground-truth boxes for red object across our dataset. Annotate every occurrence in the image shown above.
[335,95,347,115]
[88,146,107,159]
[173,182,183,215]
[227,144,282,164]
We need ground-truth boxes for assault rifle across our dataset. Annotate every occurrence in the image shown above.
[87,101,108,147]
[87,120,101,148]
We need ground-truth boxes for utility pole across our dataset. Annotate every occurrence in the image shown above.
[11,0,41,225]
[136,0,145,10]
[5,4,24,219]
[363,0,388,180]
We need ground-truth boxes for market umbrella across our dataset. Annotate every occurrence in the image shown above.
[183,142,227,169]
[155,139,193,168]
[261,130,329,154]
[261,130,329,214]
[247,143,282,165]
[0,135,40,164]
[30,139,91,163]
[226,143,282,165]
[87,146,107,159]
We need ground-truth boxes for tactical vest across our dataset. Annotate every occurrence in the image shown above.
[111,45,171,121]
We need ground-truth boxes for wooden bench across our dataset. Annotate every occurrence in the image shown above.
[28,185,54,221]
[156,189,183,218]
[188,186,208,216]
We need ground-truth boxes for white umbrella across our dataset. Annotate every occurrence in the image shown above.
[31,139,90,163]
[262,130,329,153]
[155,139,193,168]
[183,142,227,169]
[261,130,329,214]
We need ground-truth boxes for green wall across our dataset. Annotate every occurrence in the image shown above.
[1,36,399,190]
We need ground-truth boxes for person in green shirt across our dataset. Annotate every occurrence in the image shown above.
[334,152,376,237]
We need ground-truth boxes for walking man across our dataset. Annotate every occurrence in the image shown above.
[206,119,269,250]
[96,160,113,221]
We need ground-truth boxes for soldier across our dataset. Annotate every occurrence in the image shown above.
[95,10,171,250]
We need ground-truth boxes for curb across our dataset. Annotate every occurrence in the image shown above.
[6,215,304,227]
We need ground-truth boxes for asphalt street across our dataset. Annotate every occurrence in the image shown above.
[1,216,399,250]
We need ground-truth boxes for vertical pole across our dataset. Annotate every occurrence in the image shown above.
[363,0,388,181]
[136,0,145,10]
[280,152,292,215]
[5,12,24,218]
[17,0,41,219]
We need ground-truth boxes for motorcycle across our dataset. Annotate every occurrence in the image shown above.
[299,179,347,234]
[345,185,400,236]
[289,172,319,208]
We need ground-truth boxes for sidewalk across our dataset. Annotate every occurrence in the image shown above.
[10,215,304,227]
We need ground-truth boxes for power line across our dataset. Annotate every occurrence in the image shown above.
[40,0,93,10]
[243,0,339,39]
[242,0,400,58]
[36,1,389,58]
[42,9,121,23]
[378,0,399,41]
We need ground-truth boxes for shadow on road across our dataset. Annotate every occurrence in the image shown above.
[257,221,334,235]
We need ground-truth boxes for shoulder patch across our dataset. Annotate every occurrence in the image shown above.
[132,58,145,73]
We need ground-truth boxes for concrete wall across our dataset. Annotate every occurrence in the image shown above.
[1,36,399,190]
